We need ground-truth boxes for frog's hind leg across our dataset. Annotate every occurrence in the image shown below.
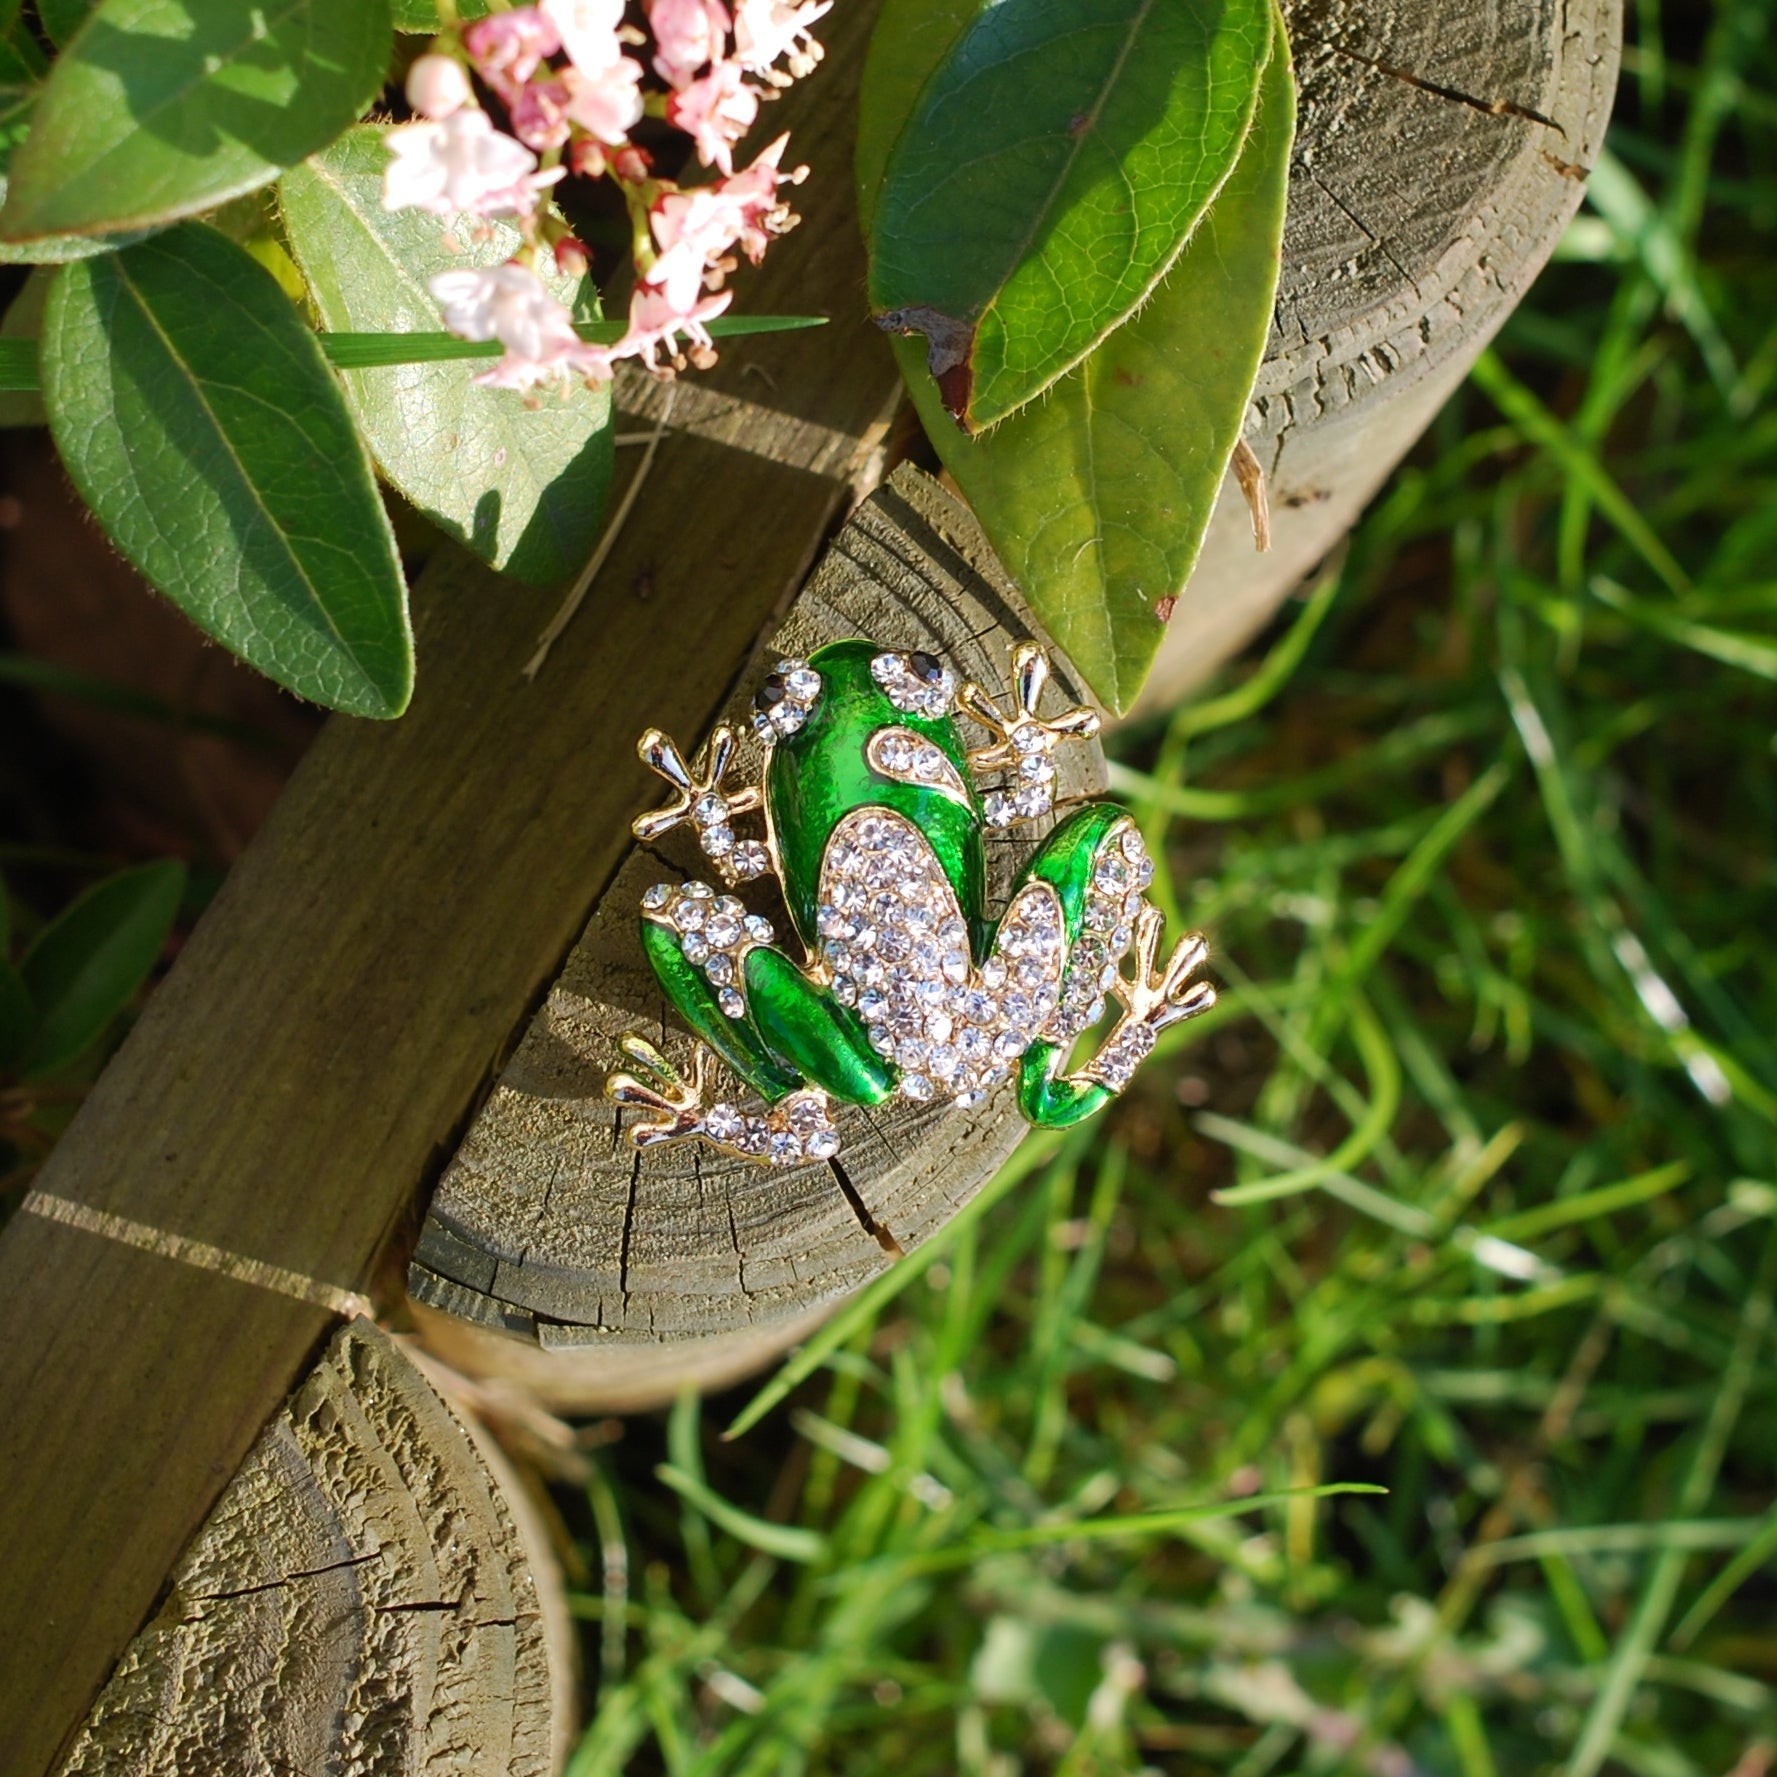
[608,879,887,1166]
[1003,807,1213,1128]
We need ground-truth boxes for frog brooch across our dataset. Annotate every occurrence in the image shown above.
[605,638,1216,1167]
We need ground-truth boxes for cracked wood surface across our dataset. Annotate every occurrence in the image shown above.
[409,467,1106,1412]
[55,1321,570,1777]
[1141,0,1622,709]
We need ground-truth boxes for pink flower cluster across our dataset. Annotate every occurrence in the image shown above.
[382,0,826,392]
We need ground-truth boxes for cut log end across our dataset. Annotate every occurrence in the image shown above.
[55,1320,572,1777]
[408,468,1106,1412]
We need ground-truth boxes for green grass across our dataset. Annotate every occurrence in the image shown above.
[547,4,1777,1773]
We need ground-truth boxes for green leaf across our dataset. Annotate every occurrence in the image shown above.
[0,0,393,243]
[280,127,614,585]
[18,859,185,1076]
[863,11,1295,713]
[37,0,98,45]
[42,222,414,717]
[868,0,1272,432]
[392,0,487,28]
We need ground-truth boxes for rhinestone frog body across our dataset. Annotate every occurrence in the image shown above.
[606,639,1217,1168]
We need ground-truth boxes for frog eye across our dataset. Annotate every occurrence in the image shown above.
[866,726,972,810]
[752,658,822,741]
[871,649,957,719]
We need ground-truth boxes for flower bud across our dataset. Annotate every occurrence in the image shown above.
[554,236,591,279]
[406,53,472,120]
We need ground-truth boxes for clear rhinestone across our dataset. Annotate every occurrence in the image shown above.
[941,948,970,984]
[718,987,745,1018]
[1120,828,1146,861]
[702,823,735,857]
[680,932,710,965]
[705,1103,743,1141]
[983,792,1016,829]
[705,953,734,986]
[1018,753,1055,785]
[732,842,770,880]
[833,978,857,1006]
[859,988,887,1021]
[807,1128,841,1160]
[897,1036,930,1070]
[824,942,851,973]
[1013,783,1053,819]
[744,914,774,944]
[693,792,728,827]
[992,1029,1024,1060]
[785,666,822,701]
[981,956,1007,989]
[929,1044,961,1080]
[684,881,714,899]
[767,1131,802,1166]
[674,899,707,932]
[641,882,672,911]
[925,1009,953,1045]
[707,913,741,948]
[901,1073,935,1102]
[1011,723,1047,754]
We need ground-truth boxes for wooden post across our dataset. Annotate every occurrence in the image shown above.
[1138,0,1623,710]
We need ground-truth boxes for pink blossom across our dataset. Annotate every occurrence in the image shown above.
[618,281,735,373]
[731,0,828,82]
[563,55,645,145]
[542,0,629,73]
[648,0,730,88]
[429,262,601,390]
[505,76,575,151]
[405,53,471,121]
[383,109,555,219]
[665,61,759,173]
[463,9,562,98]
[721,133,806,262]
[648,181,750,311]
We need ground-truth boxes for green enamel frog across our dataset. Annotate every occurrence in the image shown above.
[605,638,1215,1166]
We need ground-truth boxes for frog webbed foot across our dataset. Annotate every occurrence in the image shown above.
[605,1035,844,1166]
[958,642,1102,831]
[631,724,772,885]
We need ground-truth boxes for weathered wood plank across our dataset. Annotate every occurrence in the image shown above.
[1141,0,1622,708]
[57,1320,570,1777]
[0,1,896,1766]
[409,467,1106,1408]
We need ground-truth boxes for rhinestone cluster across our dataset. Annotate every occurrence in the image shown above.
[641,880,774,1020]
[1042,822,1157,1049]
[871,650,956,719]
[815,809,1066,1107]
[866,726,971,806]
[703,1089,840,1166]
[752,659,822,743]
[687,791,770,881]
[981,732,1059,829]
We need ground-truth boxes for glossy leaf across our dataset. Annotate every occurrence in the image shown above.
[17,859,185,1076]
[862,13,1295,712]
[281,127,614,585]
[869,0,1271,432]
[0,0,392,243]
[43,222,414,716]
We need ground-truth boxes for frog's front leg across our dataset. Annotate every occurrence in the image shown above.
[958,641,1102,830]
[1001,807,1215,1129]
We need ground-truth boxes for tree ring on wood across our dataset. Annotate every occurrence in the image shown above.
[55,1320,572,1777]
[408,468,1107,1412]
